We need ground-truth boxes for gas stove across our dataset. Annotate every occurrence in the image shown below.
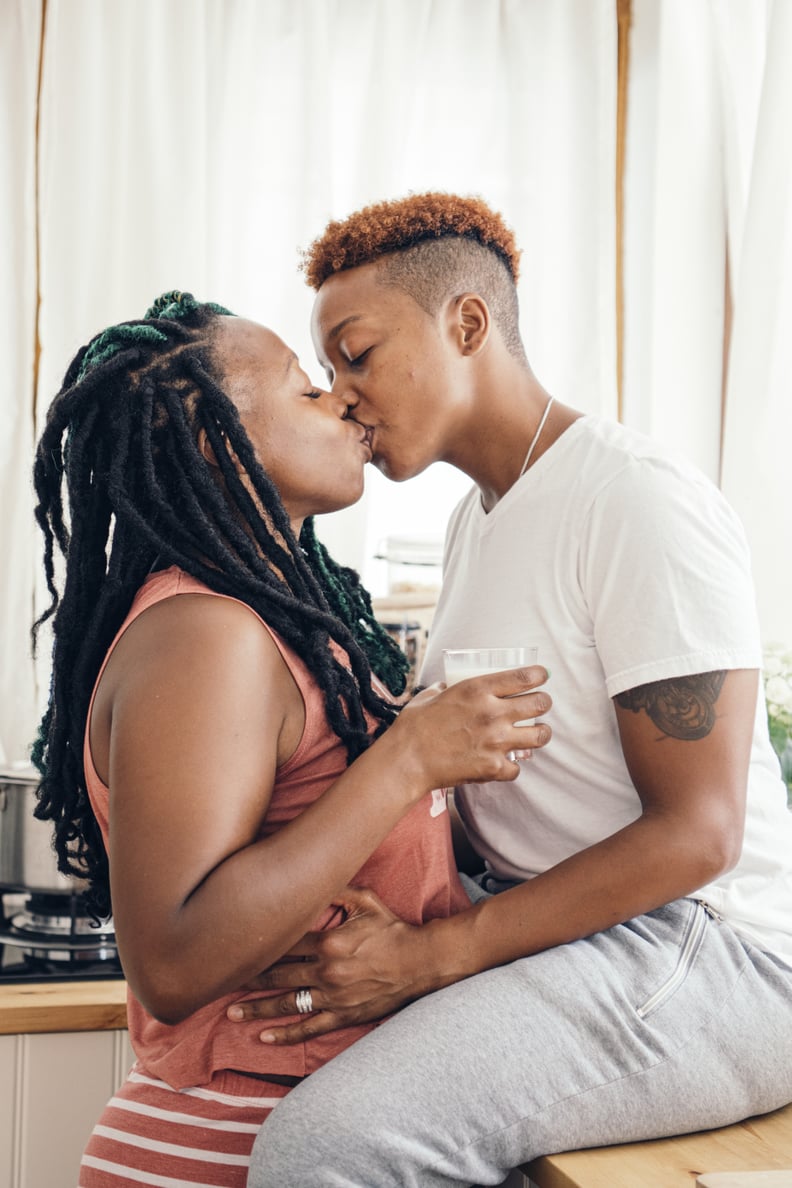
[0,889,123,983]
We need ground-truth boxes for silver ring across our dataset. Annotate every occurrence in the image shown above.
[295,988,314,1015]
[507,750,518,763]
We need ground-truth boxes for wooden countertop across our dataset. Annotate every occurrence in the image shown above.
[0,979,127,1035]
[523,1101,792,1188]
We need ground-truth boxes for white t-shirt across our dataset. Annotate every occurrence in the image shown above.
[422,416,792,966]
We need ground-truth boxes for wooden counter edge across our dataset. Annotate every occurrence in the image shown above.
[522,1102,792,1188]
[0,979,127,1034]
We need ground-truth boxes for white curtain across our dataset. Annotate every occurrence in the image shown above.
[2,0,616,761]
[623,0,790,651]
[0,1,42,767]
[4,0,791,765]
[719,0,792,649]
[622,0,730,480]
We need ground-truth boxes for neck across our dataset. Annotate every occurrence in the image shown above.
[444,363,562,511]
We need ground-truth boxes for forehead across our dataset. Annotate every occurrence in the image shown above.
[311,263,422,346]
[215,316,288,369]
[214,317,294,404]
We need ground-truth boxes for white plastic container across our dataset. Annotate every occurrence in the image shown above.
[377,535,443,595]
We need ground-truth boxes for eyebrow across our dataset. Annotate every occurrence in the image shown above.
[326,315,363,343]
[284,351,298,375]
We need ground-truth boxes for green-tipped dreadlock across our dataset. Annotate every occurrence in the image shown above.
[32,291,408,919]
[300,518,410,693]
[75,291,234,381]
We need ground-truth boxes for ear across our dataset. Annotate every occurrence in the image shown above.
[447,293,491,357]
[197,427,220,468]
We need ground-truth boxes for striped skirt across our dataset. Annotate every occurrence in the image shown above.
[79,1065,291,1187]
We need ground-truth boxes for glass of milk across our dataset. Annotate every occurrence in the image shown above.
[443,647,539,725]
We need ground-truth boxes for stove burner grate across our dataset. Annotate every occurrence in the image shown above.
[0,889,122,981]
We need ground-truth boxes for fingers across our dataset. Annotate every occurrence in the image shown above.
[227,991,360,1046]
[480,664,548,697]
[501,721,551,769]
[510,718,552,747]
[243,960,316,992]
[258,1013,341,1044]
[228,990,341,1045]
[400,667,554,790]
[228,988,401,1043]
[227,987,320,1023]
[444,665,552,725]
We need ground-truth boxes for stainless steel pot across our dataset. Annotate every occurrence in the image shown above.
[0,765,89,895]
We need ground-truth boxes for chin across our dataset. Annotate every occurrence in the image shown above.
[375,454,429,483]
[336,483,366,510]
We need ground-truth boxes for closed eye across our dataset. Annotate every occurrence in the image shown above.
[347,348,371,368]
[305,389,322,400]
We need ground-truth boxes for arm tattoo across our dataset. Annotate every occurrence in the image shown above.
[615,671,726,740]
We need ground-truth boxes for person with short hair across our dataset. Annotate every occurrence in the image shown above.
[241,195,792,1187]
[31,290,549,1187]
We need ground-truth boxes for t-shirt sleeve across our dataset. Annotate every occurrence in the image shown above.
[578,455,763,698]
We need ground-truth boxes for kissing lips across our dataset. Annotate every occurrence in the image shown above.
[358,425,374,457]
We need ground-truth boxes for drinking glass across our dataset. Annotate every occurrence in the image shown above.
[443,646,539,725]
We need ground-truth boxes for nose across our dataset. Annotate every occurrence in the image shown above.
[322,385,357,420]
[329,382,359,420]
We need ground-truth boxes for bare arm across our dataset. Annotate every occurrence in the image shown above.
[237,668,754,1040]
[96,593,549,1023]
[431,668,751,980]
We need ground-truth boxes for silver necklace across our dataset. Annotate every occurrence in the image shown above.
[519,396,554,477]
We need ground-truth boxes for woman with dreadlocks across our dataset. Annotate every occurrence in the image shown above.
[31,291,549,1186]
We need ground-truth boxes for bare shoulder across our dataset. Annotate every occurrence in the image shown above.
[105,590,299,716]
[92,589,301,782]
[129,588,267,634]
[114,590,280,676]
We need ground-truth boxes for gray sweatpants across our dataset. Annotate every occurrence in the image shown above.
[247,898,792,1187]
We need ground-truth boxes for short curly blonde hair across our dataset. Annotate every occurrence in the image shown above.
[302,191,521,289]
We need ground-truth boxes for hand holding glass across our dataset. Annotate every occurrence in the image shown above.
[443,647,539,725]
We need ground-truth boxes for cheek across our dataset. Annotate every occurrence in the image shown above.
[396,351,431,395]
[253,429,307,489]
[239,411,276,455]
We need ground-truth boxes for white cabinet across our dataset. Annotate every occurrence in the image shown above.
[0,1029,134,1188]
[0,1027,539,1187]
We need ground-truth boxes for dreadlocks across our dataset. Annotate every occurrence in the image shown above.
[31,290,408,918]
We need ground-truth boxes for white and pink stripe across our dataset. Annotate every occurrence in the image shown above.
[79,1066,289,1187]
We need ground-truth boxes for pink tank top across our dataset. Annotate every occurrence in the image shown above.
[84,567,470,1087]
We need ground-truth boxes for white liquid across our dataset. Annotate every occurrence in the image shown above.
[444,663,535,725]
[444,665,497,685]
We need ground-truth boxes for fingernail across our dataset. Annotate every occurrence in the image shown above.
[259,1032,276,1043]
[227,1005,244,1020]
